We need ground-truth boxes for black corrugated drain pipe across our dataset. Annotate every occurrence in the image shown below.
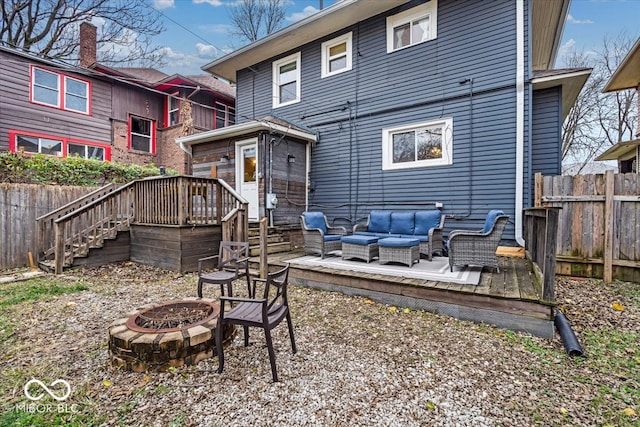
[554,311,584,357]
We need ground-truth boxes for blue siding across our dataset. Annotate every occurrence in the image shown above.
[234,0,543,240]
[531,87,562,180]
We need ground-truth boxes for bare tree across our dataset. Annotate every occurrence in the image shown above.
[560,33,638,172]
[228,0,287,44]
[0,0,165,66]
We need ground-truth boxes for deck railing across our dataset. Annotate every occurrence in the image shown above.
[37,176,248,274]
[524,207,560,302]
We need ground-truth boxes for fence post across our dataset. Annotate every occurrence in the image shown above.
[534,172,543,207]
[542,208,559,302]
[603,169,614,283]
[260,217,268,279]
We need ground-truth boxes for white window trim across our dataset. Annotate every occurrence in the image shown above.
[272,52,301,108]
[32,67,61,108]
[167,93,180,126]
[386,0,438,53]
[63,75,89,114]
[321,32,352,78]
[382,117,453,170]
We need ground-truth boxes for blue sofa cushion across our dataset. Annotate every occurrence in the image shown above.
[303,212,327,234]
[390,212,415,235]
[342,235,378,245]
[378,237,420,247]
[414,211,441,235]
[368,210,392,233]
[355,231,401,238]
[324,234,342,242]
[482,210,505,234]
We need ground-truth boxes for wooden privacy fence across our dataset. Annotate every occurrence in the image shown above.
[0,183,96,270]
[535,171,640,282]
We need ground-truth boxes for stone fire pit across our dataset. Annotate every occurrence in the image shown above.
[108,297,235,372]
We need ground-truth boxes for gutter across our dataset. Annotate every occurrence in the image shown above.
[515,0,525,246]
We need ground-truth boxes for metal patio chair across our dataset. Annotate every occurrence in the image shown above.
[215,264,297,382]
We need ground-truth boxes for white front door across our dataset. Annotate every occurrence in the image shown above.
[236,140,259,221]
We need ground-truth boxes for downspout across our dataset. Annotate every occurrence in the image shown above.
[515,0,525,246]
[306,143,311,212]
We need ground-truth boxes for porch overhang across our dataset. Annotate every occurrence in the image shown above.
[203,0,570,82]
[532,68,592,120]
[595,139,640,161]
[176,118,318,153]
[603,37,640,92]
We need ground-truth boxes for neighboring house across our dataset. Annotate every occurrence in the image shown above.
[595,37,640,173]
[0,23,235,174]
[177,0,590,244]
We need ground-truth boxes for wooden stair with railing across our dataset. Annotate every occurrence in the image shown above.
[36,176,249,274]
[248,224,292,257]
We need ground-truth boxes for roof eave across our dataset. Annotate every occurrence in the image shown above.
[603,37,640,92]
[595,139,640,161]
[532,68,592,121]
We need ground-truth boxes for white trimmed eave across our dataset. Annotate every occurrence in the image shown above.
[531,0,571,70]
[532,69,592,120]
[603,37,640,92]
[176,120,318,153]
[201,0,407,82]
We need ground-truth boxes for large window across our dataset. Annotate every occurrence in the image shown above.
[129,116,155,153]
[272,52,301,108]
[31,66,90,114]
[215,102,236,129]
[166,94,180,127]
[382,118,452,170]
[9,130,109,161]
[321,32,352,78]
[386,0,438,53]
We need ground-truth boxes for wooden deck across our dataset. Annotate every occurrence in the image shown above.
[256,250,556,338]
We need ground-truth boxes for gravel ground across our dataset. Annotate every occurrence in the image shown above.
[1,262,639,426]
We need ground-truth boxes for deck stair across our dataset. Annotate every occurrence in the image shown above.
[248,224,292,257]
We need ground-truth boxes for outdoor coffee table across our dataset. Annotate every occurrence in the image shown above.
[341,235,379,263]
[378,237,420,267]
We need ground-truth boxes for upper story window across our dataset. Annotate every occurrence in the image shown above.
[386,0,438,53]
[9,130,110,161]
[166,94,180,127]
[31,66,90,114]
[273,52,301,108]
[129,115,156,153]
[215,102,236,129]
[382,117,452,170]
[321,32,352,78]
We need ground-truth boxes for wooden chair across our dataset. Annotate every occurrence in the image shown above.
[448,210,509,272]
[197,241,250,298]
[215,264,297,382]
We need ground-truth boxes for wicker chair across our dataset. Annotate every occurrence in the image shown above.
[448,210,509,272]
[300,212,347,259]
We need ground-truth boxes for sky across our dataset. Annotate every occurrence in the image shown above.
[149,0,640,76]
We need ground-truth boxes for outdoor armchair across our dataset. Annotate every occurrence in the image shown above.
[300,212,347,259]
[448,210,509,273]
[215,264,297,382]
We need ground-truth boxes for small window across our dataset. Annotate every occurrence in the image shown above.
[273,52,301,108]
[167,94,180,126]
[129,116,155,153]
[68,142,105,160]
[387,0,438,53]
[31,66,90,114]
[215,102,236,129]
[16,134,63,156]
[382,118,452,170]
[321,32,352,78]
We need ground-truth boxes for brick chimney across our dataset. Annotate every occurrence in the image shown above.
[79,22,97,67]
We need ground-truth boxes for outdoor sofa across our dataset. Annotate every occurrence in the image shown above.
[353,210,445,261]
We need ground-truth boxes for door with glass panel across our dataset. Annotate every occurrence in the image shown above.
[236,139,259,221]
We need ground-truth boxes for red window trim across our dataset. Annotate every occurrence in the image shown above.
[29,65,93,116]
[8,129,111,161]
[127,115,157,154]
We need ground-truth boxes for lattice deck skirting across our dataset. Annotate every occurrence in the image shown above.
[379,244,420,267]
[342,242,379,263]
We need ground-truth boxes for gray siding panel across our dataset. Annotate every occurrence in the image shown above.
[235,0,536,240]
[531,87,562,180]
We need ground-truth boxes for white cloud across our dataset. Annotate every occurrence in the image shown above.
[153,0,175,9]
[286,5,319,22]
[198,23,234,34]
[196,43,218,57]
[193,0,224,6]
[566,14,594,24]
